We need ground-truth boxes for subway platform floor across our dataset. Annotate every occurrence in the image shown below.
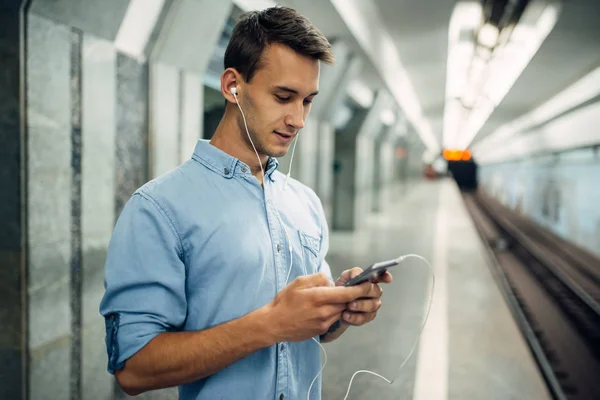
[321,179,551,400]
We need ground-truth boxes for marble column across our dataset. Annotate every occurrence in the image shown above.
[331,105,369,231]
[354,91,392,228]
[371,133,386,214]
[81,34,117,400]
[26,11,72,400]
[115,53,150,217]
[314,51,362,222]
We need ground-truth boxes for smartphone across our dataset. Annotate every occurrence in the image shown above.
[343,258,400,286]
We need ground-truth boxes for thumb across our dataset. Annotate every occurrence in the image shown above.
[337,267,363,286]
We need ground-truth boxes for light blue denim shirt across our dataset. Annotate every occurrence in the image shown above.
[100,139,333,400]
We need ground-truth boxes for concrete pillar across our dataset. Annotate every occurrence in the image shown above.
[371,112,408,212]
[331,106,369,231]
[180,71,203,162]
[354,91,393,228]
[331,90,392,230]
[402,128,427,185]
[371,129,387,213]
[290,116,320,189]
[316,53,362,222]
[311,41,350,194]
[150,63,181,177]
[149,0,233,178]
[381,135,398,186]
[374,124,402,212]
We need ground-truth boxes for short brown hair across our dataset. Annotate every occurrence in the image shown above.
[224,6,335,82]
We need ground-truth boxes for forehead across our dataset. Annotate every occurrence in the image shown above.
[253,43,320,92]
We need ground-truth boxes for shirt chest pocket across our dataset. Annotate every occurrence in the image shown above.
[297,230,321,275]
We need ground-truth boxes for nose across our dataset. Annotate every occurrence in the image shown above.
[285,103,305,130]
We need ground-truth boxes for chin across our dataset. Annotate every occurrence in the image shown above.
[263,141,292,158]
[268,147,289,158]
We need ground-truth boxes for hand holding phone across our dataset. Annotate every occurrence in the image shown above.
[343,257,401,286]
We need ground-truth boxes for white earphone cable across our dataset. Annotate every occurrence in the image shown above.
[307,254,435,400]
[233,88,299,285]
[233,91,264,181]
[233,91,435,400]
[284,133,299,190]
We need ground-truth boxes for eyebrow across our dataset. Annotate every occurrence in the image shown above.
[274,86,319,97]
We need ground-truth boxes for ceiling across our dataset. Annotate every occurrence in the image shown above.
[279,0,600,152]
[473,0,600,144]
[372,0,454,146]
[373,0,600,149]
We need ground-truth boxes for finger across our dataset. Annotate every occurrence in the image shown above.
[342,310,377,326]
[321,304,347,317]
[339,267,363,283]
[310,285,369,305]
[375,271,393,284]
[357,282,382,299]
[326,313,344,329]
[348,267,364,279]
[297,272,333,288]
[347,298,382,313]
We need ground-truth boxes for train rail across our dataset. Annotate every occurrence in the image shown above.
[462,190,600,400]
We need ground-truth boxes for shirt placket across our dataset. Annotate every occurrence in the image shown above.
[264,182,289,400]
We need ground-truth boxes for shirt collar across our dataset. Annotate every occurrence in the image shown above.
[191,139,279,181]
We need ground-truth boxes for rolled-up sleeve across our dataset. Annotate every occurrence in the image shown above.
[99,191,186,374]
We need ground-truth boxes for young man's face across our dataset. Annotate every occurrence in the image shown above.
[239,43,320,158]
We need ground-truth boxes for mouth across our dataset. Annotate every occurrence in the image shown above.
[274,131,295,142]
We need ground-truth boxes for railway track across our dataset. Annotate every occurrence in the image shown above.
[462,190,600,400]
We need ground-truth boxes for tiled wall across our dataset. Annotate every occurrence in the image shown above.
[479,148,600,258]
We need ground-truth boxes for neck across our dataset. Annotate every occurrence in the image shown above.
[210,107,269,180]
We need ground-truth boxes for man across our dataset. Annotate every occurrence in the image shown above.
[100,6,392,400]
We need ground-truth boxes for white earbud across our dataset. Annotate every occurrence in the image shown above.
[230,87,237,95]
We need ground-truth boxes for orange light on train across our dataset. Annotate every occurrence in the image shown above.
[395,147,407,159]
[443,149,471,161]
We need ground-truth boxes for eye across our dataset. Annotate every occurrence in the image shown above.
[276,95,290,102]
[303,99,313,105]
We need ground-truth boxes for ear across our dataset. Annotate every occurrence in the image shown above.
[221,68,241,103]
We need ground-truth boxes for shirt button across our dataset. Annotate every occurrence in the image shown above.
[241,167,247,173]
[223,168,230,175]
[277,244,281,252]
[280,344,285,351]
[280,394,284,400]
